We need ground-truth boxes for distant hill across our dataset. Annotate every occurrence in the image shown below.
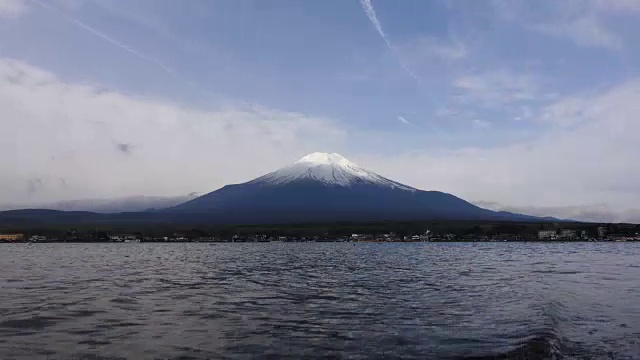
[0,194,198,213]
[475,201,639,224]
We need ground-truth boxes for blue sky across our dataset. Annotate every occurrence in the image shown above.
[2,0,640,221]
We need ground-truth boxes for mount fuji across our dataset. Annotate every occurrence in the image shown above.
[0,152,548,225]
[165,152,541,224]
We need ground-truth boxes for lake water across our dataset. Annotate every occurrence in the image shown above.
[1,242,639,359]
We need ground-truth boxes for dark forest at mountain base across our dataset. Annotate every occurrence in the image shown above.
[1,220,638,243]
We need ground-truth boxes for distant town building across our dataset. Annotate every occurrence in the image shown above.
[0,233,25,242]
[597,226,607,239]
[29,235,47,242]
[560,229,577,240]
[109,234,137,242]
[538,230,556,240]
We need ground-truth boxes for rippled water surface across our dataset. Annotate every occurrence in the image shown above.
[1,242,639,359]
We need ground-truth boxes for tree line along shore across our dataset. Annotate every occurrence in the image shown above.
[1,221,638,243]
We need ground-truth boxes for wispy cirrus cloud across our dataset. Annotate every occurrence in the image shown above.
[449,70,554,127]
[0,0,26,17]
[492,0,640,50]
[584,0,640,14]
[397,116,412,125]
[400,36,468,63]
[363,77,640,211]
[472,119,491,129]
[532,14,622,50]
[359,0,421,84]
[453,70,541,106]
[30,0,179,77]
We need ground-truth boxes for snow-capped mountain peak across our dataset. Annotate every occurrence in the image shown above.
[250,152,416,191]
[296,152,354,167]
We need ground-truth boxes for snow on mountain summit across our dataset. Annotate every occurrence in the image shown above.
[296,152,354,167]
[250,152,416,191]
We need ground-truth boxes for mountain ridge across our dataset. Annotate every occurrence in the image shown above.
[0,194,199,213]
[0,152,555,225]
[167,153,547,223]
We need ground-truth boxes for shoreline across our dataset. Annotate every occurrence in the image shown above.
[2,239,637,244]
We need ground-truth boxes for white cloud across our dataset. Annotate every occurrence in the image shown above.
[0,0,26,17]
[397,115,412,125]
[400,36,467,62]
[0,0,91,18]
[361,78,640,212]
[532,14,622,50]
[590,0,640,13]
[393,36,468,85]
[472,119,490,129]
[476,201,640,224]
[539,96,590,127]
[455,71,532,94]
[0,58,347,206]
[492,0,640,50]
[490,0,522,21]
[452,70,546,109]
[1,58,640,222]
